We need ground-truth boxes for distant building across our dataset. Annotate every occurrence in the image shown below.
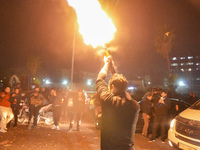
[170,55,200,85]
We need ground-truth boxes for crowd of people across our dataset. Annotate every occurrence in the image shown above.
[140,88,199,143]
[0,85,87,133]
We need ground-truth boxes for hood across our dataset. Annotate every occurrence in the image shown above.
[179,108,200,121]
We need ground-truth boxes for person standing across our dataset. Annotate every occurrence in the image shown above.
[96,56,140,150]
[141,92,153,137]
[49,88,61,130]
[0,86,14,133]
[28,86,44,129]
[9,87,21,128]
[68,89,86,131]
[149,90,171,143]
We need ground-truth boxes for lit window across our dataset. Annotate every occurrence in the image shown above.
[180,63,185,66]
[188,56,193,59]
[180,57,185,60]
[171,63,178,66]
[181,68,184,72]
[188,68,192,71]
[186,62,193,65]
[172,57,177,60]
[196,63,200,66]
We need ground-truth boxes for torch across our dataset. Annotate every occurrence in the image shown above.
[104,49,116,75]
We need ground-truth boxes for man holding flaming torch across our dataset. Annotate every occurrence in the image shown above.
[96,54,140,150]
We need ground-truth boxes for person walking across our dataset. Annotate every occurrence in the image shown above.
[27,86,44,129]
[0,86,14,133]
[96,55,140,150]
[49,88,62,130]
[141,92,153,138]
[149,90,171,143]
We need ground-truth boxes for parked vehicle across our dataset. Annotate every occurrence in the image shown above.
[18,100,54,125]
[168,99,200,150]
[136,98,190,133]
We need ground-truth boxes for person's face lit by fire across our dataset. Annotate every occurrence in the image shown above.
[5,87,10,93]
[15,89,19,94]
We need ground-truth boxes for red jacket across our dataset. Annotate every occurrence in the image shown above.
[0,92,11,107]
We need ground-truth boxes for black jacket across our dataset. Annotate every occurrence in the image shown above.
[96,73,140,150]
[141,98,152,115]
[153,97,171,116]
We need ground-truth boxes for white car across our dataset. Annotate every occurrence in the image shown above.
[168,99,200,150]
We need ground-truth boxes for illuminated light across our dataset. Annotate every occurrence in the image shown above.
[170,119,176,132]
[128,87,134,90]
[196,63,200,65]
[178,81,185,86]
[45,80,51,84]
[43,79,45,82]
[186,62,193,65]
[171,63,178,66]
[0,80,2,82]
[180,57,185,60]
[180,63,185,66]
[87,79,92,85]
[62,80,68,85]
[172,57,177,60]
[181,68,184,72]
[33,78,35,80]
[188,56,193,59]
[188,68,192,71]
[168,140,173,147]
[148,82,151,84]
[67,0,117,48]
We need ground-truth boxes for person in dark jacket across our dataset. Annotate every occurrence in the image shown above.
[141,92,153,137]
[96,56,140,150]
[149,90,171,143]
[28,86,44,129]
[9,87,21,127]
[49,88,62,130]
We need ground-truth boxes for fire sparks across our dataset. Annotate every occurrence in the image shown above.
[67,0,117,48]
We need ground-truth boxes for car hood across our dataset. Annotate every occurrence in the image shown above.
[179,108,200,121]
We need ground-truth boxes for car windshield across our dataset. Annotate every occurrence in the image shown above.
[190,99,200,110]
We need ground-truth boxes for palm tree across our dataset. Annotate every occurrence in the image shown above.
[155,24,175,76]
[27,55,42,80]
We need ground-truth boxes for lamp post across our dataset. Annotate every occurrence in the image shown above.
[70,22,76,90]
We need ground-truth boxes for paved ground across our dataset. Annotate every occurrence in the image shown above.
[0,111,174,150]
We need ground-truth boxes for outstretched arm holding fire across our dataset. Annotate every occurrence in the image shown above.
[97,51,116,81]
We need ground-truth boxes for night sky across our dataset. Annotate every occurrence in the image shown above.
[0,0,200,82]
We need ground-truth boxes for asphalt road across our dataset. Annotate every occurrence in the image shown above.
[0,112,174,150]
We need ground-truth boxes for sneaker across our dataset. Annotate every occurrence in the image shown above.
[0,129,7,133]
[143,134,149,138]
[161,139,165,143]
[51,125,57,130]
[142,133,145,136]
[149,138,156,142]
[68,128,72,132]
[56,126,60,131]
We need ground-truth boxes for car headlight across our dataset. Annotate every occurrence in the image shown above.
[170,119,176,132]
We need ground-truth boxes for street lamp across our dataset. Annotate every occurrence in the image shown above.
[70,22,76,90]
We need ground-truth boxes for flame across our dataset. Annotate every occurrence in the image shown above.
[67,0,117,48]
